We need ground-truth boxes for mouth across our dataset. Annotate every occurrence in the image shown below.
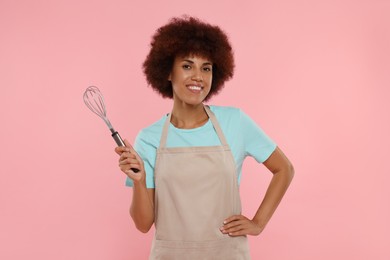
[187,85,203,93]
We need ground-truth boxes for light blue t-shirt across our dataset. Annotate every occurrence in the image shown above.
[126,105,277,188]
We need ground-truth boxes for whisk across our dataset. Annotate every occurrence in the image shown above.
[83,86,139,172]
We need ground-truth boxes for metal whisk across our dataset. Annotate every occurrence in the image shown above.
[83,86,139,172]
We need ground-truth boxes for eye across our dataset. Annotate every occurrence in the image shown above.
[182,64,191,70]
[203,66,212,72]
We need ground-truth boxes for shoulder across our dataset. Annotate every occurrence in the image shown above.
[208,105,242,121]
[139,115,166,136]
[207,105,244,140]
[135,115,166,149]
[208,105,240,114]
[210,105,260,124]
[208,105,267,135]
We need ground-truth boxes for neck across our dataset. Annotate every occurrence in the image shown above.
[170,102,209,129]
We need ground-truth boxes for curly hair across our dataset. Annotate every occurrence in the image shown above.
[143,16,235,101]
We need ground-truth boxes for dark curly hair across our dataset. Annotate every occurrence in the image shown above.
[143,16,235,101]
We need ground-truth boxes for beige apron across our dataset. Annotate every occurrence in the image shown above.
[150,106,250,260]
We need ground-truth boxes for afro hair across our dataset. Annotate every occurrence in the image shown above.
[143,16,235,101]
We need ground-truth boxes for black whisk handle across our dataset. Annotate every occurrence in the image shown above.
[112,131,125,147]
[112,131,140,173]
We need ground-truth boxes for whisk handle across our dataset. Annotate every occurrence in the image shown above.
[112,131,140,173]
[112,131,125,147]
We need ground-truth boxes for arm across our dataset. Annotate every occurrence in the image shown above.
[221,147,294,236]
[130,185,155,233]
[116,139,155,233]
[252,146,294,232]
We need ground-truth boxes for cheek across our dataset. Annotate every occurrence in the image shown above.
[206,75,213,88]
[169,76,179,90]
[171,71,188,84]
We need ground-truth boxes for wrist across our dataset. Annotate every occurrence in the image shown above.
[133,178,147,189]
[252,217,267,231]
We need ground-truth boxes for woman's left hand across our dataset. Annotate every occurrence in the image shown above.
[220,215,264,237]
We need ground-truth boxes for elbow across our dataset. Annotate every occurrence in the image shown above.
[130,211,154,233]
[277,161,294,183]
[136,224,152,233]
[287,162,295,182]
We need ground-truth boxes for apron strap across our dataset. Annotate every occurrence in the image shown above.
[204,105,229,146]
[159,105,229,148]
[160,112,172,148]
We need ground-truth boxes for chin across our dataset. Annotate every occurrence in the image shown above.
[186,101,204,107]
[173,94,208,107]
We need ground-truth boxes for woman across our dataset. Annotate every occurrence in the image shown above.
[115,16,294,259]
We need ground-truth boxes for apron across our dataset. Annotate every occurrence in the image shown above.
[150,106,250,260]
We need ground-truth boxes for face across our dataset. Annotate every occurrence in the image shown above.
[168,55,213,107]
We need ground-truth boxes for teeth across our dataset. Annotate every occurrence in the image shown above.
[188,86,202,91]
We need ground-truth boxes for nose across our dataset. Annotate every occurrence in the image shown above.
[191,69,203,82]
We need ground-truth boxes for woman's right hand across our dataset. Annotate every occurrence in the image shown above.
[115,139,146,185]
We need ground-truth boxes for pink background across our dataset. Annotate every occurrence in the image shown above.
[1,0,389,259]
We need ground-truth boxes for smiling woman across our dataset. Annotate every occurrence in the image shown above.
[114,16,294,259]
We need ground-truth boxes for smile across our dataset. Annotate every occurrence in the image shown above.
[187,85,203,92]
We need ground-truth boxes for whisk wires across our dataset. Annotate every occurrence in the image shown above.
[83,86,113,129]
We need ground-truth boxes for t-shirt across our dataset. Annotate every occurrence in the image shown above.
[126,105,277,188]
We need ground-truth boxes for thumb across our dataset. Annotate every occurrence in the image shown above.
[124,139,143,163]
[123,138,132,148]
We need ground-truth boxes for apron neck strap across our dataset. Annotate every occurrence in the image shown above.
[159,105,228,148]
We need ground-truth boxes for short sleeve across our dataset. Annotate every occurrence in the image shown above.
[239,109,277,163]
[125,131,156,188]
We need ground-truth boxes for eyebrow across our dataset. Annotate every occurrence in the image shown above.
[182,59,212,66]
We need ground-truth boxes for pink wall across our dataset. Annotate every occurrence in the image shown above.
[1,0,389,259]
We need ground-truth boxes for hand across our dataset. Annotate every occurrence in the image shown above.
[220,215,264,237]
[115,139,146,184]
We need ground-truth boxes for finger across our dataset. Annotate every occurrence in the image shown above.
[124,139,138,156]
[124,139,133,149]
[223,215,245,225]
[119,157,139,165]
[119,152,131,162]
[124,169,140,181]
[119,158,140,169]
[126,163,141,172]
[115,146,130,155]
[222,220,263,237]
[221,220,247,235]
[221,225,246,236]
[124,139,144,166]
[119,150,136,159]
[227,229,248,237]
[223,219,246,230]
[119,151,136,161]
[120,163,140,172]
[223,220,252,236]
[119,157,140,165]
